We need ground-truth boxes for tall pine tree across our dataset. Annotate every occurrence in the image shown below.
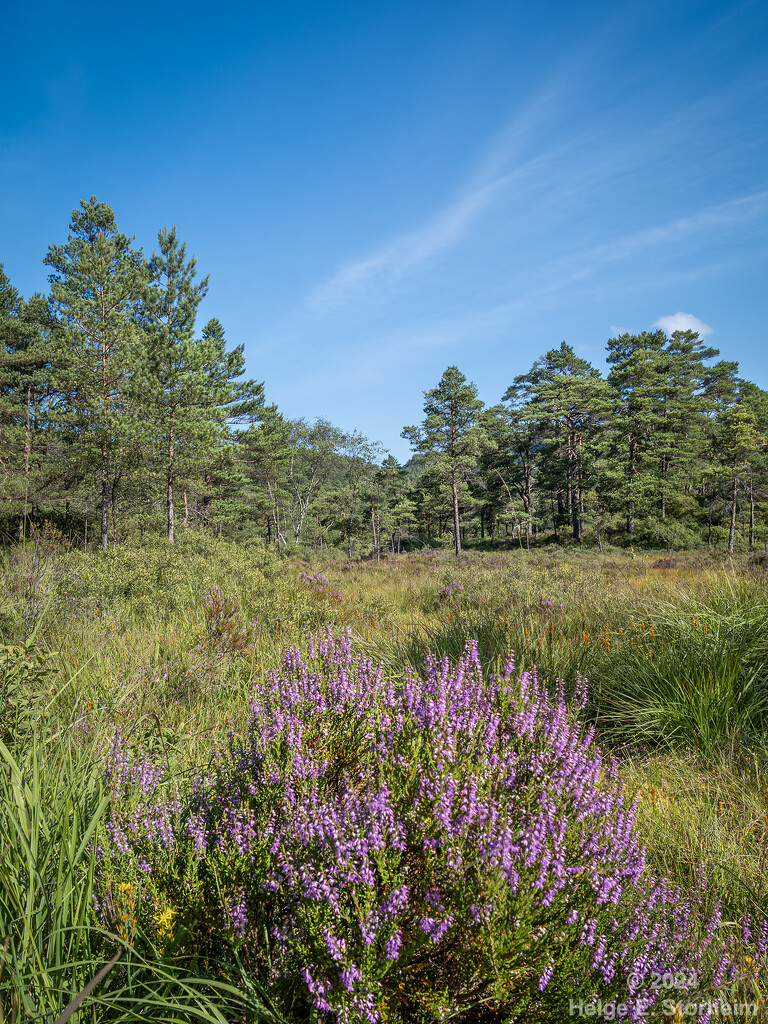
[403,367,485,556]
[44,198,149,550]
[144,226,210,542]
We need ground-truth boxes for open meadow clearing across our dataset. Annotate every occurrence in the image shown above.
[3,534,768,1022]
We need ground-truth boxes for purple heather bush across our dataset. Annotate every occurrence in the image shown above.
[100,630,762,1023]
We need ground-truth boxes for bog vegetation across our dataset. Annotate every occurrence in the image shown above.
[2,531,768,1022]
[3,199,768,1022]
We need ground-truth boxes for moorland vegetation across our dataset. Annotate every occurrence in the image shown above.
[2,532,768,1022]
[3,198,768,1021]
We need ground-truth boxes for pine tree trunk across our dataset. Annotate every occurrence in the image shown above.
[572,494,582,543]
[552,496,559,542]
[451,468,461,557]
[101,440,110,552]
[729,475,737,554]
[21,385,32,541]
[627,438,636,534]
[348,492,355,560]
[167,418,175,544]
[566,474,572,519]
[572,437,583,542]
[749,477,755,549]
[708,497,712,547]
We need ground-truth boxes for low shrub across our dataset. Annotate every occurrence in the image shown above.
[101,632,763,1022]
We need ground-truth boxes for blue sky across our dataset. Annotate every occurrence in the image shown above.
[3,0,766,461]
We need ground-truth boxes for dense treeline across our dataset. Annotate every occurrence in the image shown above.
[2,197,767,555]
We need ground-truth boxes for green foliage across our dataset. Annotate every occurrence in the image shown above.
[633,516,706,551]
[62,531,273,611]
[4,535,768,1017]
[593,578,768,752]
[403,366,485,556]
[5,197,768,551]
[0,733,109,1021]
[0,639,53,748]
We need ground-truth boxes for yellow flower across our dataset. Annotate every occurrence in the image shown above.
[114,883,138,944]
[744,956,761,978]
[155,905,177,951]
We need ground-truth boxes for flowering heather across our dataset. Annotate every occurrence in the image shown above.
[437,579,464,598]
[101,630,760,1022]
[300,571,344,602]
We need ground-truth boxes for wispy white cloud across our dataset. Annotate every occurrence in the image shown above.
[307,174,512,313]
[652,312,714,336]
[571,191,768,275]
[305,84,573,315]
[284,188,763,401]
[306,100,768,319]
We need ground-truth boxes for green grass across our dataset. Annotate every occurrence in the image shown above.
[0,730,285,1022]
[3,533,768,1018]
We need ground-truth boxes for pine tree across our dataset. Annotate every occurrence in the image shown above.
[506,343,613,543]
[402,366,485,556]
[0,267,31,532]
[240,404,293,549]
[606,331,667,534]
[375,456,417,554]
[1,270,64,539]
[718,399,763,553]
[339,432,382,560]
[144,226,210,542]
[738,383,768,548]
[652,329,719,521]
[190,317,264,534]
[44,198,149,550]
[477,406,534,546]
